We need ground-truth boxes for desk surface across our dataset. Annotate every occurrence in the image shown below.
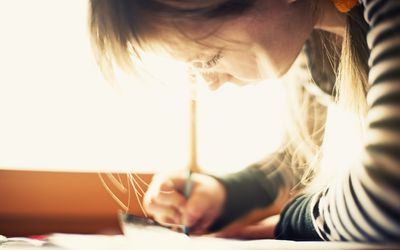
[1,234,398,250]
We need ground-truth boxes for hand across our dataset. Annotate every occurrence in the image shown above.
[143,172,226,233]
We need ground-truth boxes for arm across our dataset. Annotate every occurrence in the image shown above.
[276,1,400,242]
[208,153,296,232]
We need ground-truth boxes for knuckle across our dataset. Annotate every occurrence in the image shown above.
[156,192,171,205]
[149,197,159,206]
[159,181,169,189]
[144,198,159,214]
[157,191,168,200]
[159,180,174,192]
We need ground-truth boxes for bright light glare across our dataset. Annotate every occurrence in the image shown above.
[196,82,285,175]
[0,0,285,174]
[311,104,364,190]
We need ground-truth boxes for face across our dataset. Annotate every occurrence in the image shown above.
[161,0,316,90]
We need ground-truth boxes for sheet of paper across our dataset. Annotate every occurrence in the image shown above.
[120,221,398,250]
[48,233,126,250]
[40,232,399,250]
[46,234,398,250]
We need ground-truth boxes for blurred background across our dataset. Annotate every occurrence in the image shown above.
[0,0,285,236]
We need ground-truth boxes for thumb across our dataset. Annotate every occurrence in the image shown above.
[183,190,210,227]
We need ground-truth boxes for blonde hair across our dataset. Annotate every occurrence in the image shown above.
[336,6,369,115]
[280,4,370,192]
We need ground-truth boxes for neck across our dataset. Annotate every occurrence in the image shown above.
[314,0,346,36]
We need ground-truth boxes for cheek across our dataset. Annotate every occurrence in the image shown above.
[256,32,309,78]
[254,12,315,77]
[219,54,262,81]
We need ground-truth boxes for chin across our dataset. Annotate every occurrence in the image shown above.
[229,75,261,85]
[259,59,297,80]
[276,65,293,78]
[230,79,251,85]
[262,66,292,80]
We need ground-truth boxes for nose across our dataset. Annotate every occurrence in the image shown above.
[190,60,204,69]
[200,72,232,90]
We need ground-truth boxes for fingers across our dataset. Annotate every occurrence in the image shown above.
[144,191,186,223]
[143,172,225,234]
[143,174,188,225]
[145,201,181,225]
[145,176,187,209]
[156,190,186,208]
[183,188,216,228]
[152,173,188,193]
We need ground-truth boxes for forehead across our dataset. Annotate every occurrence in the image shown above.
[152,37,221,63]
[157,32,249,63]
[142,15,255,62]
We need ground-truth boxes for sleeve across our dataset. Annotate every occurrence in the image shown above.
[208,152,296,232]
[275,0,400,242]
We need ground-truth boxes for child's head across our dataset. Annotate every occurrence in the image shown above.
[89,0,319,88]
[89,1,370,189]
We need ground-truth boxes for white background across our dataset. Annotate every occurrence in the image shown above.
[0,0,285,174]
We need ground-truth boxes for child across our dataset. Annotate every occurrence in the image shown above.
[89,0,400,242]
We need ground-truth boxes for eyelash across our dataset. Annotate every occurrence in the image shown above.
[205,52,222,68]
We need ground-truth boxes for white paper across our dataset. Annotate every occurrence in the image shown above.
[35,231,399,250]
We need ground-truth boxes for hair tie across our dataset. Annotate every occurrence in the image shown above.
[331,0,358,13]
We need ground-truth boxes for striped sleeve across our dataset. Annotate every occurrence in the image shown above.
[276,0,400,242]
[309,0,400,242]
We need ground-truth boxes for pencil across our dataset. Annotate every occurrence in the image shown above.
[183,75,200,235]
[183,170,192,235]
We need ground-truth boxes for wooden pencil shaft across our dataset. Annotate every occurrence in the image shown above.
[189,99,201,173]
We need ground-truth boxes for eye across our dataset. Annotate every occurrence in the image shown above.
[204,51,222,68]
